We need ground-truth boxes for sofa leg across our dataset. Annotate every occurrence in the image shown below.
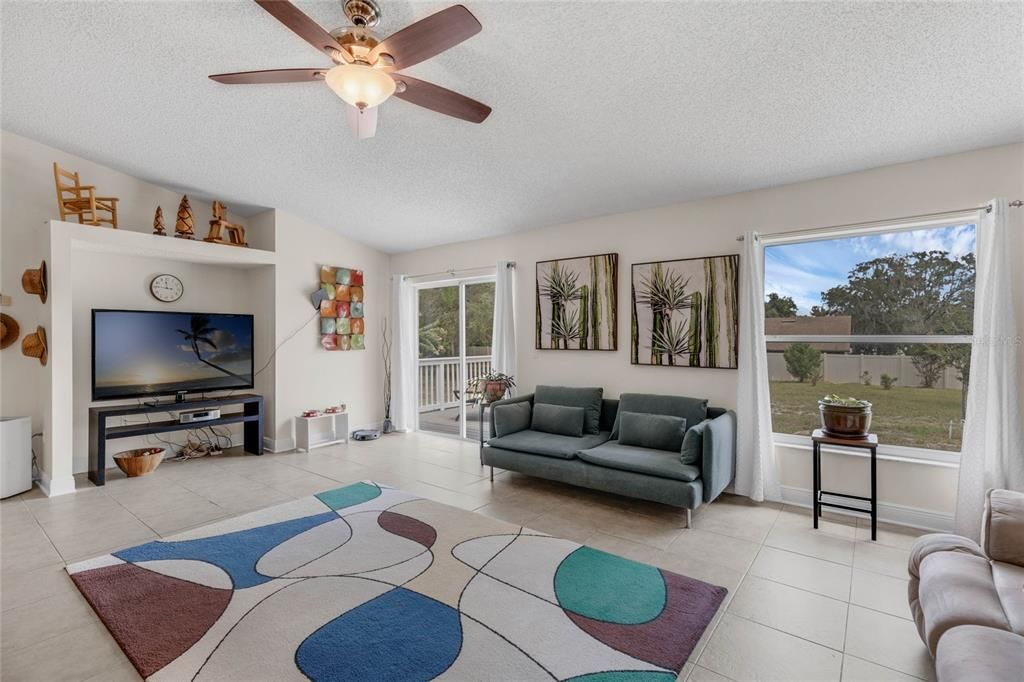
[489,466,494,482]
[685,508,692,529]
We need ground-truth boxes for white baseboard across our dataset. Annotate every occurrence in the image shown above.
[779,485,953,532]
[37,470,77,497]
[264,435,296,453]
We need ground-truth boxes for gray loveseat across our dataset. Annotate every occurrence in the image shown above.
[482,386,736,526]
[908,488,1024,681]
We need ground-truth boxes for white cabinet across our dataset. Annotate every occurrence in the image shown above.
[1,416,33,498]
[296,412,350,452]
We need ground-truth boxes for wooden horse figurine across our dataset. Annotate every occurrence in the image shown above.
[204,201,247,247]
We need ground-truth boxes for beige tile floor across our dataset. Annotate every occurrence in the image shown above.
[0,432,935,681]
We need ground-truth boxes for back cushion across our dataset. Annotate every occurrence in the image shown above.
[618,412,687,452]
[680,419,709,464]
[534,385,603,434]
[492,401,532,438]
[531,403,585,437]
[612,393,708,438]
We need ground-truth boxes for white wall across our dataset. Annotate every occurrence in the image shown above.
[1,130,390,490]
[270,210,390,450]
[69,251,265,472]
[391,142,1024,523]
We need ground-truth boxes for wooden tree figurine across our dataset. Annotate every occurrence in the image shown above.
[174,195,194,239]
[153,206,166,236]
[204,201,248,247]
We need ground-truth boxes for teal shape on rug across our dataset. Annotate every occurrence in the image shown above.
[316,482,382,510]
[554,546,667,624]
[565,673,677,682]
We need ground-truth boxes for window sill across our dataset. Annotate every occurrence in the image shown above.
[772,433,960,468]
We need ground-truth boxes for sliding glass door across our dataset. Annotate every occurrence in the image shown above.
[416,277,495,439]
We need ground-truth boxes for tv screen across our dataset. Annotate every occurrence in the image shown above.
[92,310,254,400]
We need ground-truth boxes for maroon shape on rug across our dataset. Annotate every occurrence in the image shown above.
[71,562,232,678]
[378,510,437,548]
[565,570,727,671]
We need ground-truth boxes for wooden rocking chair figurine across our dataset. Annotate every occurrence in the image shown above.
[204,201,248,247]
[52,162,119,228]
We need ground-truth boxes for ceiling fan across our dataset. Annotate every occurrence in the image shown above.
[210,0,491,138]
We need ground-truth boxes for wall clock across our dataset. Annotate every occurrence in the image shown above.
[150,274,183,302]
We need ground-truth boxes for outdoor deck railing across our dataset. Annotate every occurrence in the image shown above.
[418,355,492,411]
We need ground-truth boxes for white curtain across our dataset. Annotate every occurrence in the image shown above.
[735,231,782,502]
[491,261,517,379]
[955,199,1024,539]
[390,274,418,432]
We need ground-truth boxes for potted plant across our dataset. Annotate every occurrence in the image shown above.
[818,394,872,438]
[475,371,516,402]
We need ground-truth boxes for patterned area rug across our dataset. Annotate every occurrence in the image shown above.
[68,482,727,681]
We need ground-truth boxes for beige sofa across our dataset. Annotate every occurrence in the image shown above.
[908,488,1024,681]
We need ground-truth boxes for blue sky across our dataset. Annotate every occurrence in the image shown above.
[764,223,976,314]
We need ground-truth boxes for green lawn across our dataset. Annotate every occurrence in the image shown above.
[770,381,964,451]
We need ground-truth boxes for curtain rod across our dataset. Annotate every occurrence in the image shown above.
[736,199,1023,242]
[404,262,515,281]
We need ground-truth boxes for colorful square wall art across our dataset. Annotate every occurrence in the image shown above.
[320,265,365,351]
[631,254,739,369]
[536,253,618,350]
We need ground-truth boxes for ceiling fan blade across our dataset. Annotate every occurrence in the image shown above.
[254,0,351,61]
[209,68,326,84]
[370,5,481,71]
[346,104,378,139]
[391,74,491,123]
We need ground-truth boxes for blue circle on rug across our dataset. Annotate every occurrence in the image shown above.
[296,587,462,681]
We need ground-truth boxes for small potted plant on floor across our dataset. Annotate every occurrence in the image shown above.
[477,371,516,402]
[818,394,872,438]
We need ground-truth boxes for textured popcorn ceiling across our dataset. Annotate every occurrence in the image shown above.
[2,1,1021,252]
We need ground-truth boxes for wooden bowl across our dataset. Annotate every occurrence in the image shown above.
[113,447,165,477]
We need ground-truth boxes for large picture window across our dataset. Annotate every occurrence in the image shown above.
[763,221,975,454]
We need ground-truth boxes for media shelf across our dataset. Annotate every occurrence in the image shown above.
[88,394,263,485]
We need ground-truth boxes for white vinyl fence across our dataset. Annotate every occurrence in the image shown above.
[767,352,963,389]
[418,356,492,411]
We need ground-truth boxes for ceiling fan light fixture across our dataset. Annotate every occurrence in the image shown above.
[325,63,395,110]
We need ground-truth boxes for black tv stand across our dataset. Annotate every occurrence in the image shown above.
[88,393,264,486]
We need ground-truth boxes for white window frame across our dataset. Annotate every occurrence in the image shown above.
[763,213,979,466]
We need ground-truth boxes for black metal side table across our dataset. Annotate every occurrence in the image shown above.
[811,429,877,541]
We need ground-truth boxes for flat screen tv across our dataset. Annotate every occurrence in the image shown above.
[92,309,254,400]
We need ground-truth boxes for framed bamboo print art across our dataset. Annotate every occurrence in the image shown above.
[630,254,739,368]
[536,253,618,350]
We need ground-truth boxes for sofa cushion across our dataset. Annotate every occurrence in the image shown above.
[618,412,687,452]
[936,625,1024,682]
[982,488,1024,566]
[612,393,708,439]
[992,562,1024,635]
[487,429,611,460]
[531,403,585,437]
[681,418,709,465]
[492,401,532,438]
[918,551,1012,654]
[535,385,603,434]
[578,441,700,482]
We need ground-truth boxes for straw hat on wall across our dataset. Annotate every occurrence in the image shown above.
[22,261,47,304]
[1,313,20,350]
[21,326,47,366]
